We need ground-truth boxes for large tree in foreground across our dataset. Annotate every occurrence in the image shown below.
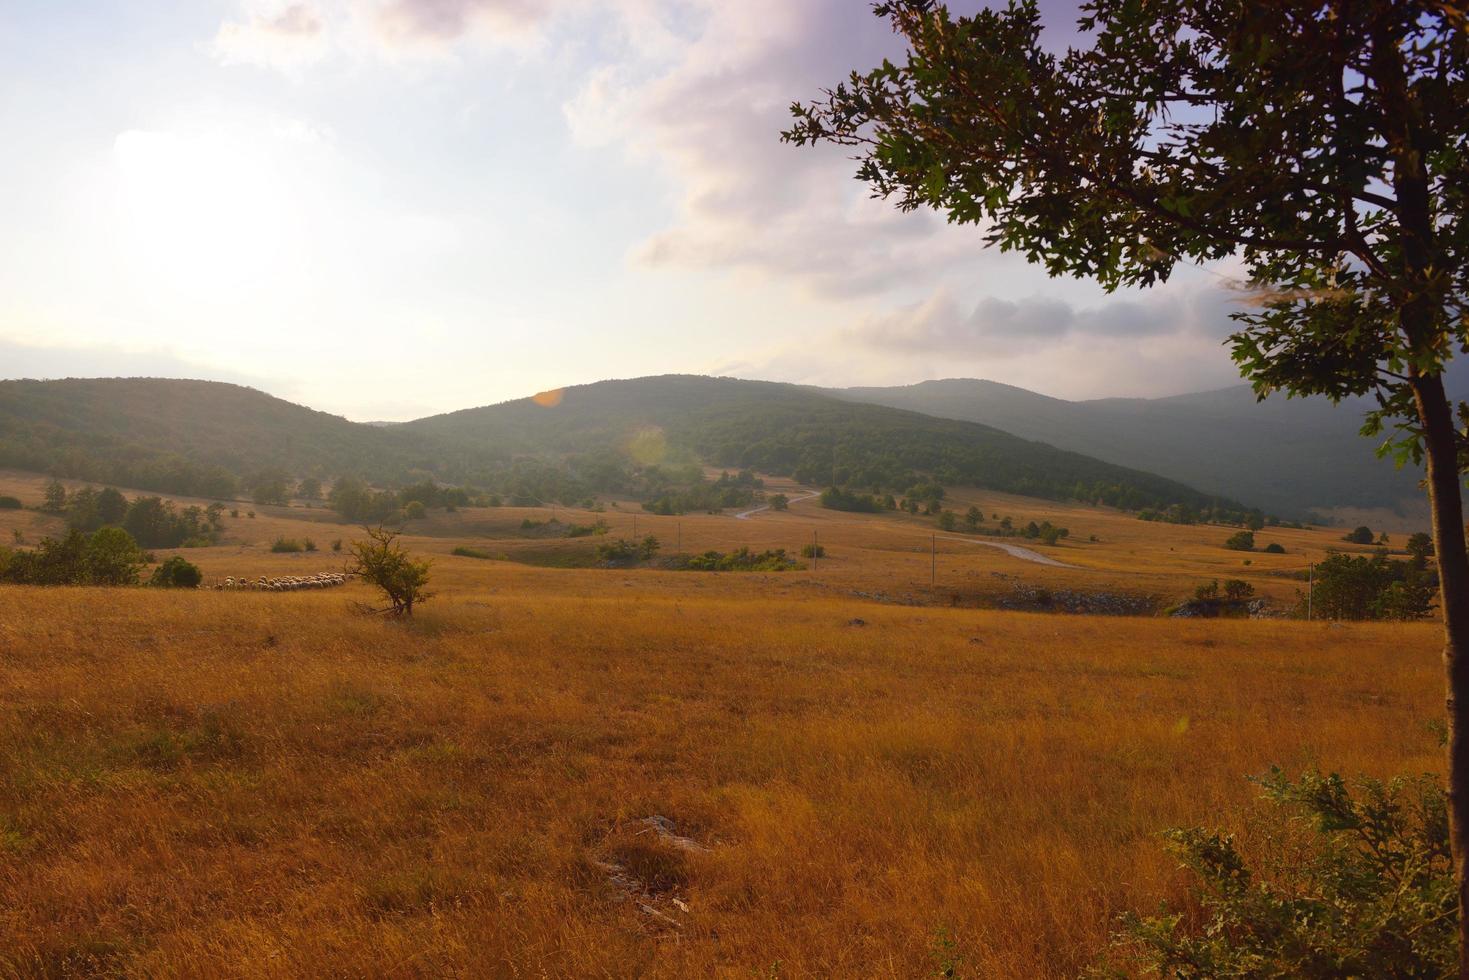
[785,0,1469,961]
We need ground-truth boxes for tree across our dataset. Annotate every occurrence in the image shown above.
[403,500,427,521]
[297,477,323,501]
[769,493,790,511]
[787,2,1469,949]
[964,505,982,530]
[1345,525,1377,545]
[84,527,147,586]
[251,471,291,507]
[41,478,67,514]
[937,510,957,531]
[347,526,432,617]
[96,487,127,526]
[1410,531,1437,569]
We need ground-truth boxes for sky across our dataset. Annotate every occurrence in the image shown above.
[0,0,1254,422]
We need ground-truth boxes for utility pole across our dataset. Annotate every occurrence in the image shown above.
[813,530,819,572]
[931,534,936,587]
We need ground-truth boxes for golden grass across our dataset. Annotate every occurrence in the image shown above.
[0,574,1442,977]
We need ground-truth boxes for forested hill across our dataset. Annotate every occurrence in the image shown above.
[402,375,1239,513]
[0,378,432,497]
[828,377,1467,518]
[0,374,1242,515]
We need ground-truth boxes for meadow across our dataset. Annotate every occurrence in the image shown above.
[0,471,1445,977]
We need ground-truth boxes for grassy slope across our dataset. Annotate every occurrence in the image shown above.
[0,571,1439,977]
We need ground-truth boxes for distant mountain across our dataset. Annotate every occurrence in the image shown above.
[403,375,1240,513]
[830,378,1448,518]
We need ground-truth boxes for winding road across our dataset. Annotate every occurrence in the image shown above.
[733,487,1079,569]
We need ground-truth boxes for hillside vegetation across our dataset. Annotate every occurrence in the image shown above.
[831,377,1469,518]
[0,376,1242,517]
[405,375,1242,514]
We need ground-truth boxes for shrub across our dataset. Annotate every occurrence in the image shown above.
[1263,542,1286,554]
[800,543,826,559]
[348,526,432,616]
[1223,579,1255,601]
[681,548,799,572]
[403,500,427,520]
[271,538,305,554]
[0,496,20,510]
[331,539,343,552]
[596,536,660,565]
[149,556,202,589]
[1343,525,1376,545]
[769,493,790,511]
[1223,530,1256,551]
[304,539,318,552]
[452,546,495,560]
[1094,769,1455,977]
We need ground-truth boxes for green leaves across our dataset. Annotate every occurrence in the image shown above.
[785,0,1469,468]
[1093,769,1457,977]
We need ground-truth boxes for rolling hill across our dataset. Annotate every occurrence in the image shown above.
[0,378,438,497]
[0,375,1237,516]
[402,375,1241,513]
[830,378,1452,520]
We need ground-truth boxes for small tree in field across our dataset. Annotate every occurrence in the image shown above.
[788,2,1469,951]
[348,526,432,617]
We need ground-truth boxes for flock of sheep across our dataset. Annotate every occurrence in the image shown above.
[214,573,350,592]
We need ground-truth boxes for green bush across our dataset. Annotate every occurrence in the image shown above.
[0,496,21,510]
[681,547,799,572]
[1093,769,1455,978]
[1263,542,1286,554]
[452,546,495,560]
[149,556,202,589]
[403,500,427,520]
[270,537,305,554]
[596,536,660,565]
[1223,530,1256,551]
[800,543,826,559]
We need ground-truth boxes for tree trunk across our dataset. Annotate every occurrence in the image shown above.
[1413,372,1469,973]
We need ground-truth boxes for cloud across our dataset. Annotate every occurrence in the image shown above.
[374,0,556,45]
[844,285,1236,354]
[214,2,329,70]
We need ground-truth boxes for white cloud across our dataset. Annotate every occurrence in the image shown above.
[214,1,329,71]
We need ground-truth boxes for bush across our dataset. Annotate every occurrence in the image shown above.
[0,496,20,510]
[452,546,495,560]
[149,556,202,589]
[681,547,799,572]
[403,500,427,520]
[304,539,318,552]
[800,543,826,559]
[596,536,660,565]
[331,539,343,552]
[348,526,432,616]
[271,537,305,554]
[1094,769,1455,977]
[1223,530,1256,551]
[1223,579,1255,601]
[1263,542,1286,554]
[1343,525,1376,545]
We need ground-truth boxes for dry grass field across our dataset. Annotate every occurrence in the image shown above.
[0,470,1446,977]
